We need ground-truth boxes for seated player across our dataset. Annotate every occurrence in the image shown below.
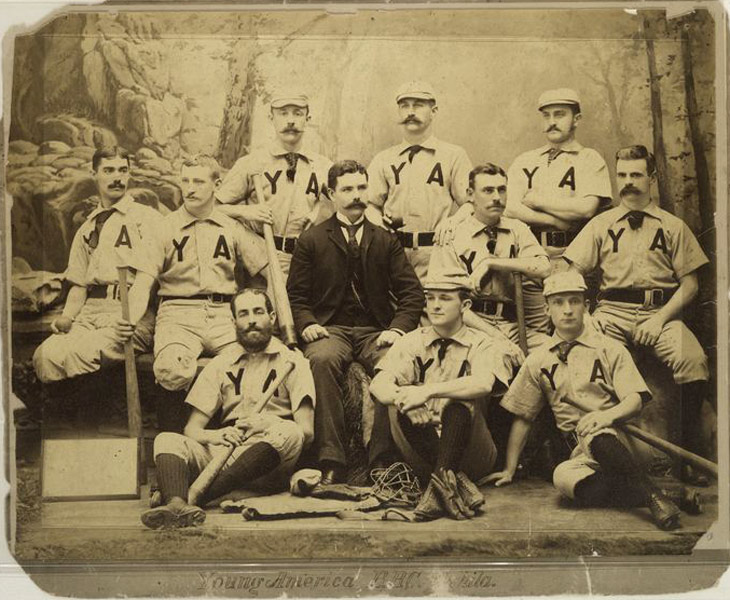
[431,163,551,354]
[487,271,684,530]
[140,155,269,431]
[369,269,513,520]
[140,288,315,529]
[563,145,711,486]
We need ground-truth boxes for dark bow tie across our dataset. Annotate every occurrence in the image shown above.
[283,152,305,182]
[556,340,579,363]
[434,338,454,365]
[626,210,646,230]
[85,209,115,249]
[482,225,498,254]
[401,145,426,164]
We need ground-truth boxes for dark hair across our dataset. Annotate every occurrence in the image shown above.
[92,146,131,172]
[230,288,274,317]
[182,154,222,180]
[468,163,507,189]
[615,145,656,177]
[327,160,368,190]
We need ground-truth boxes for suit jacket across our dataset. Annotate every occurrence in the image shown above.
[287,214,424,336]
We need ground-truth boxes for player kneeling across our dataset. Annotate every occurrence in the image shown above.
[370,269,513,521]
[141,289,315,529]
[487,271,685,530]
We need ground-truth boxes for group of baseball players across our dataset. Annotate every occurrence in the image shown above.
[31,80,712,531]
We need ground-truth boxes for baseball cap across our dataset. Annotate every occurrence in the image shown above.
[395,80,437,103]
[423,268,474,292]
[270,91,309,109]
[543,271,587,297]
[538,88,581,111]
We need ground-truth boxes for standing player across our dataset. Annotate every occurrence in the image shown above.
[370,270,513,520]
[487,271,685,531]
[506,89,612,330]
[366,81,473,281]
[33,146,162,387]
[139,155,269,432]
[287,160,424,484]
[216,91,333,274]
[431,163,551,353]
[140,289,315,529]
[563,144,711,486]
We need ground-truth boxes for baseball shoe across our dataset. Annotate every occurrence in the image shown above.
[660,485,703,515]
[455,471,485,513]
[647,491,681,531]
[681,465,710,488]
[320,462,346,486]
[140,497,206,530]
[413,479,444,521]
[149,488,164,509]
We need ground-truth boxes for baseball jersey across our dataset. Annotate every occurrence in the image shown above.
[430,215,547,302]
[367,135,472,232]
[501,327,650,432]
[563,202,709,290]
[185,338,315,423]
[65,194,164,287]
[143,206,268,297]
[377,325,513,415]
[216,143,333,237]
[507,141,612,229]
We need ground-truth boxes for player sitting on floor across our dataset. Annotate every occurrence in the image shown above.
[486,271,689,531]
[140,288,315,529]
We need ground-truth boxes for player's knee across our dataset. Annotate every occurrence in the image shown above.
[552,461,578,499]
[304,341,345,372]
[153,432,188,458]
[153,346,198,391]
[262,419,305,464]
[32,342,64,383]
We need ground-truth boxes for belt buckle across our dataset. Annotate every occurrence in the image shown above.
[494,302,504,318]
[649,289,663,307]
[210,293,223,303]
[412,232,419,251]
[553,231,566,247]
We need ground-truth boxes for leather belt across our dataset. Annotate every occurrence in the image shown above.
[160,293,233,303]
[397,230,436,249]
[471,297,517,321]
[598,287,676,307]
[535,229,578,248]
[87,284,124,300]
[273,235,298,254]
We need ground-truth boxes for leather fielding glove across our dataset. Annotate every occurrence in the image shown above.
[413,479,445,521]
[431,468,474,520]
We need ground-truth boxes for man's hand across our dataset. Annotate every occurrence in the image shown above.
[482,470,515,487]
[209,426,246,447]
[376,329,401,349]
[503,340,525,370]
[394,385,431,412]
[576,410,615,437]
[405,406,432,427]
[236,413,277,438]
[112,317,135,343]
[301,324,329,343]
[51,316,73,334]
[435,216,458,246]
[633,314,665,347]
[237,204,274,225]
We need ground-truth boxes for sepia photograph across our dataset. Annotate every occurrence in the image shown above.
[2,1,728,597]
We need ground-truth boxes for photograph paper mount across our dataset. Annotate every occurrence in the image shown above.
[1,1,729,598]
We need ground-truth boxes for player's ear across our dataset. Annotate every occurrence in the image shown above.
[467,186,474,198]
[461,297,472,313]
[573,112,582,125]
[431,104,439,116]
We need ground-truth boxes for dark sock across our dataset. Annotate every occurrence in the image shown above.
[679,381,707,456]
[589,433,656,507]
[203,442,281,502]
[435,403,472,472]
[156,453,190,503]
[155,387,190,433]
[573,472,611,507]
[486,397,513,471]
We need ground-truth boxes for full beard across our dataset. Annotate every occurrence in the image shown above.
[237,327,272,353]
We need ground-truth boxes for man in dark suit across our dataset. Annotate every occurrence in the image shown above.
[287,160,425,484]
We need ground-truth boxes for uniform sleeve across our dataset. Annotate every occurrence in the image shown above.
[672,221,710,278]
[366,152,389,209]
[578,150,613,202]
[449,146,473,206]
[185,360,224,417]
[513,221,548,259]
[65,226,91,286]
[375,335,418,386]
[234,222,268,276]
[500,358,546,421]
[608,343,652,404]
[562,220,600,274]
[281,350,316,412]
[216,157,252,205]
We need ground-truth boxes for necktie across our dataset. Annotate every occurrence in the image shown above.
[435,338,454,365]
[86,209,114,250]
[483,225,498,254]
[344,221,364,256]
[547,147,563,165]
[403,145,424,164]
[626,210,646,230]
[284,152,300,183]
[556,340,579,364]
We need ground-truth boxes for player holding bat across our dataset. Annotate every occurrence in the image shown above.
[141,288,315,530]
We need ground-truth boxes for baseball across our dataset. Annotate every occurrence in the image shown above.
[55,316,73,333]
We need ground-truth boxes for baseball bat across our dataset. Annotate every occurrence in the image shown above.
[117,267,143,440]
[187,360,296,505]
[561,395,717,478]
[251,173,297,348]
[513,273,529,356]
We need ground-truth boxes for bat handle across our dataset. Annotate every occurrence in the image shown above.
[513,272,529,356]
[117,266,143,439]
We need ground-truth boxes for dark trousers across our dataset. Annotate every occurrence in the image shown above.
[303,326,393,466]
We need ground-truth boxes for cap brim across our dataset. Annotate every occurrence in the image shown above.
[538,100,580,110]
[396,93,435,102]
[544,287,587,296]
[424,284,469,291]
[271,100,308,109]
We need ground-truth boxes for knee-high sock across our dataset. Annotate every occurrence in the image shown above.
[679,381,707,457]
[589,433,657,507]
[203,442,281,503]
[155,387,190,433]
[435,403,472,472]
[156,453,190,503]
[573,472,611,507]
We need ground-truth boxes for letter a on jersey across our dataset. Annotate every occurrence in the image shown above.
[649,228,669,254]
[305,174,320,196]
[426,163,444,186]
[590,359,608,384]
[213,235,232,260]
[558,167,576,191]
[114,225,132,248]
